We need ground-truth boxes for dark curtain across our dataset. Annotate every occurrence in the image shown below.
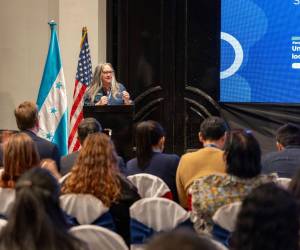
[221,103,300,155]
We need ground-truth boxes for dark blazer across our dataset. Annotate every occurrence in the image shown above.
[24,130,61,171]
[60,151,127,175]
[262,145,300,178]
[60,151,79,175]
[0,130,60,170]
[110,174,140,246]
[126,152,180,202]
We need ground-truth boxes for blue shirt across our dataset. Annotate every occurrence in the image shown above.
[84,83,127,105]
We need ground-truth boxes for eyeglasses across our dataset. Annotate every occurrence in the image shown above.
[102,70,114,75]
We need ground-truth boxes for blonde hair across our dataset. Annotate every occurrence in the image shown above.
[87,63,120,103]
[1,133,40,188]
[61,133,121,207]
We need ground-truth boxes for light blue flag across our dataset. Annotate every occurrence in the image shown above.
[36,21,68,156]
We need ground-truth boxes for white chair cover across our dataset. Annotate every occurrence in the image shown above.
[60,194,109,224]
[127,174,172,199]
[275,177,291,189]
[0,188,15,217]
[130,197,191,250]
[70,225,128,250]
[212,201,241,232]
[130,197,190,232]
[59,173,71,185]
[0,218,7,233]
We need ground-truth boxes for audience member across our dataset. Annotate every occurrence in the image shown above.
[145,229,219,250]
[0,132,40,188]
[231,183,299,250]
[0,101,60,170]
[60,117,126,175]
[0,168,84,250]
[262,123,300,178]
[127,120,180,201]
[190,129,276,233]
[61,133,140,245]
[176,116,228,208]
[84,63,132,105]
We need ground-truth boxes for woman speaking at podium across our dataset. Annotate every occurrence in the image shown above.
[84,63,132,105]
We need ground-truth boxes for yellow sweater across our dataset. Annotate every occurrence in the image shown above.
[176,147,226,208]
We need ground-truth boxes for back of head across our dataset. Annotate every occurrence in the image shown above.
[2,132,40,188]
[276,123,300,147]
[232,183,299,250]
[200,116,228,141]
[135,120,165,168]
[62,133,121,207]
[0,168,80,250]
[88,63,119,101]
[77,117,102,144]
[145,229,218,250]
[14,101,38,130]
[224,129,261,178]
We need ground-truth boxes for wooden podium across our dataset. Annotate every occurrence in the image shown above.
[83,105,135,161]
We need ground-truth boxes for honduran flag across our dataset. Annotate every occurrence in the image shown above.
[36,21,68,156]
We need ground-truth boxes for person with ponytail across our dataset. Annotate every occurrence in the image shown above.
[127,120,180,202]
[0,168,84,250]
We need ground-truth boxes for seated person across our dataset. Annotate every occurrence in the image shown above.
[0,132,40,188]
[5,101,60,169]
[146,229,220,250]
[61,133,140,245]
[189,129,276,233]
[84,63,132,105]
[0,168,83,250]
[231,183,299,250]
[61,118,126,175]
[176,116,228,209]
[127,120,180,202]
[262,123,300,178]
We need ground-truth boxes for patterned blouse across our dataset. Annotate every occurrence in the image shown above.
[189,173,277,233]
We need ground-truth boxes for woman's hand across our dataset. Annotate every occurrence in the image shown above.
[122,91,132,105]
[96,96,108,106]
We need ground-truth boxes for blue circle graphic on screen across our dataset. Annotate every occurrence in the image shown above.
[220,32,244,79]
[220,0,300,103]
[221,36,236,73]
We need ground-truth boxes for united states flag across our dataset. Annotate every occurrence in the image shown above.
[68,27,92,153]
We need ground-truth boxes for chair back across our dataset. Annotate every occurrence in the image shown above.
[70,225,128,250]
[130,197,192,249]
[127,174,172,199]
[0,188,15,218]
[59,173,71,185]
[0,218,7,233]
[275,177,291,189]
[60,193,115,230]
[212,201,241,232]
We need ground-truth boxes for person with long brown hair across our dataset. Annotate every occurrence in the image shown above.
[84,63,132,105]
[61,133,140,245]
[0,132,40,188]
